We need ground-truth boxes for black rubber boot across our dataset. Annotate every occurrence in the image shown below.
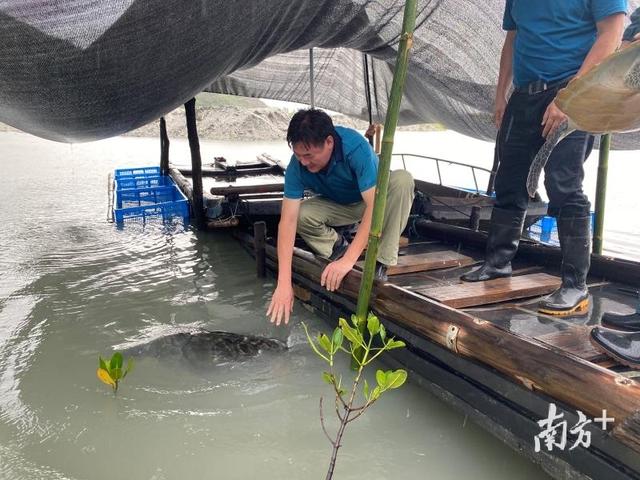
[590,326,640,369]
[329,233,349,261]
[461,207,525,282]
[601,307,640,332]
[374,261,388,282]
[538,216,591,316]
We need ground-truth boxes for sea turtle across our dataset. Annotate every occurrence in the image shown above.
[526,40,640,197]
[120,329,288,366]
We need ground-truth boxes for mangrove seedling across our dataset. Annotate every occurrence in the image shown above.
[303,313,407,480]
[97,352,133,394]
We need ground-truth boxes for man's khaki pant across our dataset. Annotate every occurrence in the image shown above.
[296,170,415,266]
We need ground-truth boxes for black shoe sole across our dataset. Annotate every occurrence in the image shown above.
[538,298,589,317]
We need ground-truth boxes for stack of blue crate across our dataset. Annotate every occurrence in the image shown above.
[527,213,595,245]
[113,167,190,224]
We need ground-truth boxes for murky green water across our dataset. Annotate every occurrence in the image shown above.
[1,129,615,479]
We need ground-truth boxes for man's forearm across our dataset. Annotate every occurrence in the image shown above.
[496,32,515,99]
[343,205,373,264]
[276,219,297,284]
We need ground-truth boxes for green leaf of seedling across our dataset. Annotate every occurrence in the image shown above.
[302,322,330,362]
[322,372,334,385]
[379,323,387,341]
[331,328,343,353]
[123,357,134,378]
[385,339,406,350]
[318,334,332,353]
[350,314,359,328]
[99,357,109,371]
[363,379,370,400]
[387,370,408,389]
[112,368,123,381]
[339,318,361,346]
[110,352,124,370]
[376,369,387,388]
[367,314,380,337]
[371,386,381,401]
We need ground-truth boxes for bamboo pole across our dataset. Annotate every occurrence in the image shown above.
[593,134,610,255]
[355,0,417,322]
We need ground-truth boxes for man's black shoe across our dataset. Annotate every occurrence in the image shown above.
[329,234,349,261]
[374,261,388,282]
[601,311,640,331]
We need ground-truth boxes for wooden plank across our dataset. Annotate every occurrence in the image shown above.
[210,183,284,196]
[535,325,615,364]
[416,273,561,308]
[357,251,474,276]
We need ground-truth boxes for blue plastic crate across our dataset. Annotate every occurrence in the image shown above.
[527,212,595,245]
[116,185,178,208]
[116,175,173,190]
[114,166,161,178]
[113,200,190,223]
[113,181,190,224]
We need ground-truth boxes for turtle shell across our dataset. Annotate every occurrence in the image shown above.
[556,41,640,134]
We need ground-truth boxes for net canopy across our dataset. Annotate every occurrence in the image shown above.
[0,0,638,148]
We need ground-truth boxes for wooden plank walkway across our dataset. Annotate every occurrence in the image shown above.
[415,273,561,308]
[358,251,474,276]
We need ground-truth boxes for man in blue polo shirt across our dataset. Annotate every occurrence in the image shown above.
[267,109,414,325]
[462,0,626,316]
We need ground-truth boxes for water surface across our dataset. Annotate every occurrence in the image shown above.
[3,129,628,479]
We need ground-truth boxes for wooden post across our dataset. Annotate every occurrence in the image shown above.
[254,221,267,278]
[159,117,170,176]
[593,134,610,255]
[469,206,481,231]
[355,0,417,323]
[184,98,205,230]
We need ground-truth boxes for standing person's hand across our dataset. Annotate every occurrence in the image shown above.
[267,283,294,326]
[494,94,508,129]
[365,124,376,139]
[541,100,568,138]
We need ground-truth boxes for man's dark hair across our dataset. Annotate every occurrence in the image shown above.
[286,109,336,147]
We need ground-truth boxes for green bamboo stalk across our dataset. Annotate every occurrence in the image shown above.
[355,0,417,323]
[593,133,611,255]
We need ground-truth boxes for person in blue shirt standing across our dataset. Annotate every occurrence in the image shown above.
[267,109,414,326]
[461,0,627,316]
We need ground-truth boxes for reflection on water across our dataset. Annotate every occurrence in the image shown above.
[6,129,628,479]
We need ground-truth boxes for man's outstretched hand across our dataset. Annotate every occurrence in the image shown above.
[267,283,294,326]
[321,258,354,292]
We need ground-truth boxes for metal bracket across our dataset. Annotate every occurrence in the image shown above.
[446,325,459,353]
